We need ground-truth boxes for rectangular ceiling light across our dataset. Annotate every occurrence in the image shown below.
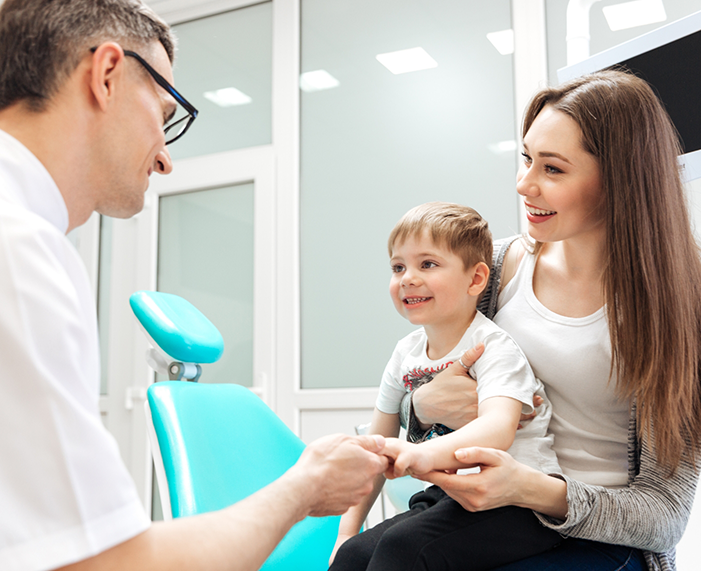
[203,87,252,107]
[602,0,666,31]
[376,47,438,75]
[300,70,340,92]
[486,29,514,55]
[488,140,517,155]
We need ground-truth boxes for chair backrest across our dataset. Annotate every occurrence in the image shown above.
[146,381,340,570]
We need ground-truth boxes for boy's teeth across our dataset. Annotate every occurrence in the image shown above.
[405,297,429,304]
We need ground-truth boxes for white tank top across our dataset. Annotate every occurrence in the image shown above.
[493,249,630,488]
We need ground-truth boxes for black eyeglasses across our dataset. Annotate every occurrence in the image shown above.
[90,47,198,145]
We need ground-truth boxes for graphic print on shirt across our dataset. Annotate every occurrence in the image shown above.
[403,363,454,442]
[403,362,452,391]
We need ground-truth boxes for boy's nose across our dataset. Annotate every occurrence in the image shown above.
[401,269,420,287]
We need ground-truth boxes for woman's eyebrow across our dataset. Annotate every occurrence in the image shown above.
[538,151,573,165]
[523,144,573,165]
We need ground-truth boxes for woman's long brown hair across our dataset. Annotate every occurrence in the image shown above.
[523,69,701,473]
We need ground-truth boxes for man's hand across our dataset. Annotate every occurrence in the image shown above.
[291,433,389,517]
[412,344,483,430]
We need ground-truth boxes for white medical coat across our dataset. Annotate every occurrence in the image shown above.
[0,131,149,570]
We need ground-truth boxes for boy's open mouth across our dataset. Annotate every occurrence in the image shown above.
[404,297,431,305]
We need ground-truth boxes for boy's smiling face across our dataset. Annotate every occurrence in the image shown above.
[389,230,477,330]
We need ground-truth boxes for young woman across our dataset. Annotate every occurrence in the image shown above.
[401,69,701,570]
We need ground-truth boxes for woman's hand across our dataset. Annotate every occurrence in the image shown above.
[411,344,483,430]
[417,447,568,519]
[411,342,543,431]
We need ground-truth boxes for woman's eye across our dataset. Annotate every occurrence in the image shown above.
[544,164,563,174]
[521,152,532,165]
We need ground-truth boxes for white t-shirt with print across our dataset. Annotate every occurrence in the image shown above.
[376,311,560,474]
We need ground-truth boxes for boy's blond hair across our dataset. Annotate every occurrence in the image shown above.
[388,202,493,270]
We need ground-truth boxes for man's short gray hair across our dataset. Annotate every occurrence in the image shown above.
[0,0,176,112]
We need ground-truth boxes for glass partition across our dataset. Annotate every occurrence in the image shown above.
[300,0,518,388]
[157,183,254,386]
[97,216,113,395]
[168,2,272,160]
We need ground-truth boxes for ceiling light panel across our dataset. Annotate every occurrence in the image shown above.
[300,70,340,92]
[486,29,514,55]
[376,47,438,75]
[602,0,667,32]
[203,87,252,107]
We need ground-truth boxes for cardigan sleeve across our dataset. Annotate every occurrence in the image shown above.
[535,411,699,554]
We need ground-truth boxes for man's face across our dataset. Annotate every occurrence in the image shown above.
[95,42,175,219]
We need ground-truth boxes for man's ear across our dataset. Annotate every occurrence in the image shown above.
[467,262,490,296]
[88,43,125,112]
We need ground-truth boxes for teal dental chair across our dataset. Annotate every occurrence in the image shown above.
[130,291,340,570]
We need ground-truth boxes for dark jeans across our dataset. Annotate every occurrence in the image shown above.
[493,537,647,570]
[329,486,563,571]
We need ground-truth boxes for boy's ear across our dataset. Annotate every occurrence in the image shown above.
[467,262,490,296]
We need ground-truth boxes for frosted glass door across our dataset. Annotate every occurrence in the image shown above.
[157,183,254,386]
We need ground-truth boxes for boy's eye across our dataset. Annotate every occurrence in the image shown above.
[421,261,437,269]
[391,264,405,273]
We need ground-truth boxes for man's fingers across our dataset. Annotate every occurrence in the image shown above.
[355,434,386,452]
[456,343,485,370]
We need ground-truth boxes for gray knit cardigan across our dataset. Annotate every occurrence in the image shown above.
[399,236,699,571]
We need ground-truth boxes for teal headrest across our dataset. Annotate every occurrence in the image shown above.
[130,291,224,364]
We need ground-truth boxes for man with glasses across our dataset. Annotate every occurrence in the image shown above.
[0,1,388,570]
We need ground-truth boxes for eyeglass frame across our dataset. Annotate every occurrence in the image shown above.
[89,46,198,145]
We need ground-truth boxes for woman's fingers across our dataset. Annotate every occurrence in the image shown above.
[456,343,485,370]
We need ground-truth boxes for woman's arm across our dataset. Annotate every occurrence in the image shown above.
[386,397,522,476]
[534,414,699,553]
[418,447,568,519]
[421,409,700,554]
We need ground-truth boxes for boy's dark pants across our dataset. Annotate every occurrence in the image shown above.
[329,485,562,571]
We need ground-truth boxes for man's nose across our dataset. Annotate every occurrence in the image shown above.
[153,146,173,175]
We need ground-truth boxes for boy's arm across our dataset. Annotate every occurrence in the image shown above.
[331,409,400,563]
[387,396,522,477]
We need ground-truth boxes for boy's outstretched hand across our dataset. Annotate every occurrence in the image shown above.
[382,437,435,478]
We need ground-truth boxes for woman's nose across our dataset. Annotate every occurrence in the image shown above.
[516,164,538,197]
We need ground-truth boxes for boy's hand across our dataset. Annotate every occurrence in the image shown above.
[517,395,544,429]
[382,437,434,478]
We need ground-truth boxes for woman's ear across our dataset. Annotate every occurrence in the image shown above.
[467,262,490,296]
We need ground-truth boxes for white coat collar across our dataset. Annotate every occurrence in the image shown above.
[0,129,69,234]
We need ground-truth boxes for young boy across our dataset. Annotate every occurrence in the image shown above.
[329,202,561,571]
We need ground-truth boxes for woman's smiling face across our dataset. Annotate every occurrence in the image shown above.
[516,105,605,244]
